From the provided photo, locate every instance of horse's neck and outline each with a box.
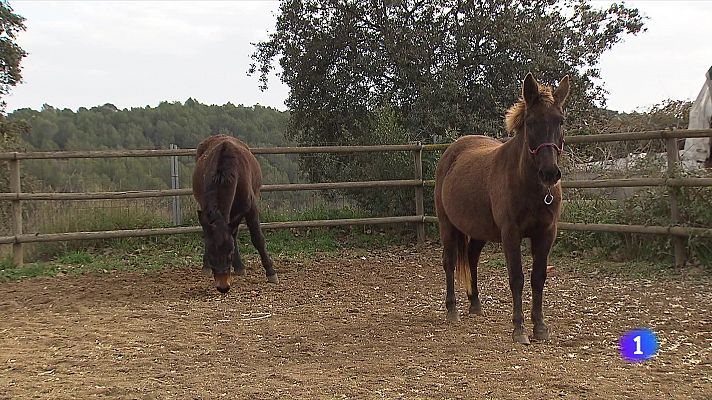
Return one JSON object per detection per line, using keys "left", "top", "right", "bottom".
{"left": 501, "top": 133, "right": 540, "bottom": 190}
{"left": 203, "top": 181, "right": 231, "bottom": 221}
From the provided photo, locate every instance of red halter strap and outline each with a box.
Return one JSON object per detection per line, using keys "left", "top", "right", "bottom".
{"left": 528, "top": 140, "right": 564, "bottom": 156}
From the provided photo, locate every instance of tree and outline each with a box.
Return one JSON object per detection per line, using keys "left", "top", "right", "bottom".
{"left": 568, "top": 99, "right": 695, "bottom": 162}
{"left": 0, "top": 0, "right": 28, "bottom": 151}
{"left": 250, "top": 0, "right": 646, "bottom": 214}
{"left": 0, "top": 0, "right": 26, "bottom": 112}
{"left": 6, "top": 100, "right": 297, "bottom": 193}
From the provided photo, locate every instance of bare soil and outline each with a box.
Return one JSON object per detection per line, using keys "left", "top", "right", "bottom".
{"left": 1, "top": 245, "right": 710, "bottom": 399}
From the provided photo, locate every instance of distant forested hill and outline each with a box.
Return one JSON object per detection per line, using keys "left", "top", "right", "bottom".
{"left": 7, "top": 100, "right": 301, "bottom": 191}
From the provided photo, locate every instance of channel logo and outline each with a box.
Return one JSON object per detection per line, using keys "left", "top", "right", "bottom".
{"left": 620, "top": 328, "right": 659, "bottom": 362}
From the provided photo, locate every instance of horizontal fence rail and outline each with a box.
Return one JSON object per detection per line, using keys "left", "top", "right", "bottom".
{"left": 0, "top": 180, "right": 424, "bottom": 201}
{"left": 0, "top": 216, "right": 423, "bottom": 245}
{"left": 3, "top": 177, "right": 710, "bottom": 202}
{"left": 0, "top": 144, "right": 424, "bottom": 160}
{"left": 421, "top": 216, "right": 712, "bottom": 238}
{"left": 423, "top": 129, "right": 712, "bottom": 151}
{"left": 557, "top": 222, "right": 712, "bottom": 237}
{"left": 424, "top": 177, "right": 712, "bottom": 188}
{"left": 561, "top": 177, "right": 712, "bottom": 188}
{"left": 1, "top": 129, "right": 711, "bottom": 267}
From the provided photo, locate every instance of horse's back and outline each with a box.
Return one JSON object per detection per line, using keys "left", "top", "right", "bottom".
{"left": 435, "top": 135, "right": 501, "bottom": 188}
{"left": 192, "top": 135, "right": 263, "bottom": 212}
{"left": 196, "top": 134, "right": 250, "bottom": 156}
{"left": 435, "top": 135, "right": 503, "bottom": 241}
{"left": 440, "top": 135, "right": 500, "bottom": 162}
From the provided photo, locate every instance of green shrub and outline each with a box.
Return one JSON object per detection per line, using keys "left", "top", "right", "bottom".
{"left": 557, "top": 184, "right": 712, "bottom": 266}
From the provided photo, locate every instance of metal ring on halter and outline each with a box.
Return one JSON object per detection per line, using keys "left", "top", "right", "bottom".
{"left": 544, "top": 188, "right": 554, "bottom": 205}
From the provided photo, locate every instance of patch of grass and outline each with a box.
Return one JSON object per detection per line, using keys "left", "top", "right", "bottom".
{"left": 556, "top": 185, "right": 712, "bottom": 268}
{"left": 56, "top": 250, "right": 93, "bottom": 265}
{"left": 347, "top": 229, "right": 402, "bottom": 249}
{"left": 237, "top": 228, "right": 340, "bottom": 257}
{"left": 1, "top": 220, "right": 415, "bottom": 282}
{"left": 1, "top": 245, "right": 197, "bottom": 283}
{"left": 260, "top": 205, "right": 366, "bottom": 222}
{"left": 0, "top": 262, "right": 60, "bottom": 281}
{"left": 236, "top": 224, "right": 409, "bottom": 258}
{"left": 29, "top": 204, "right": 172, "bottom": 261}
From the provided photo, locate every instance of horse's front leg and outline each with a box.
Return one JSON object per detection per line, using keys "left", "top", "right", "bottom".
{"left": 232, "top": 234, "right": 246, "bottom": 276}
{"left": 230, "top": 217, "right": 246, "bottom": 276}
{"left": 202, "top": 252, "right": 210, "bottom": 274}
{"left": 502, "top": 228, "right": 528, "bottom": 344}
{"left": 530, "top": 230, "right": 556, "bottom": 341}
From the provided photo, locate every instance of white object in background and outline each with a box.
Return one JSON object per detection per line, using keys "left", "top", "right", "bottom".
{"left": 681, "top": 66, "right": 712, "bottom": 167}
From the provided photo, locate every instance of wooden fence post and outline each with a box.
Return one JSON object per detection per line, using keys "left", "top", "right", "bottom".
{"left": 9, "top": 155, "right": 23, "bottom": 267}
{"left": 413, "top": 142, "right": 425, "bottom": 244}
{"left": 665, "top": 136, "right": 686, "bottom": 267}
{"left": 169, "top": 144, "right": 181, "bottom": 226}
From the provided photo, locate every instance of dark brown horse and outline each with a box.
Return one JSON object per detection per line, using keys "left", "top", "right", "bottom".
{"left": 192, "top": 134, "right": 278, "bottom": 293}
{"left": 435, "top": 73, "right": 569, "bottom": 344}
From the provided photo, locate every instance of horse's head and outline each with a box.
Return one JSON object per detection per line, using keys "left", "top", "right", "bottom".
{"left": 198, "top": 209, "right": 234, "bottom": 293}
{"left": 509, "top": 73, "right": 570, "bottom": 187}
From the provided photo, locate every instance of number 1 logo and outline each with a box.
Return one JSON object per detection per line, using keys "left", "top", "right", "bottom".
{"left": 633, "top": 335, "right": 644, "bottom": 355}
{"left": 620, "top": 328, "right": 658, "bottom": 362}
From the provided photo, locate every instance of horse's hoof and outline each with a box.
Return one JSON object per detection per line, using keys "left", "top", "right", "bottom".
{"left": 234, "top": 268, "right": 245, "bottom": 276}
{"left": 513, "top": 331, "right": 531, "bottom": 345}
{"left": 533, "top": 326, "right": 550, "bottom": 342}
{"left": 446, "top": 310, "right": 460, "bottom": 323}
{"left": 468, "top": 304, "right": 485, "bottom": 316}
{"left": 267, "top": 273, "right": 279, "bottom": 284}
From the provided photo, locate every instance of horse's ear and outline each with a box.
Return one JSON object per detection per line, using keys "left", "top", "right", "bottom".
{"left": 522, "top": 73, "right": 539, "bottom": 107}
{"left": 553, "top": 75, "right": 570, "bottom": 108}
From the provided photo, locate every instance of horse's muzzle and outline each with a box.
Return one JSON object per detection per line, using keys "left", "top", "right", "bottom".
{"left": 214, "top": 273, "right": 231, "bottom": 293}
{"left": 538, "top": 167, "right": 561, "bottom": 185}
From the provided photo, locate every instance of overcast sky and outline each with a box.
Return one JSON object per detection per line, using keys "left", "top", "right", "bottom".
{"left": 4, "top": 1, "right": 711, "bottom": 114}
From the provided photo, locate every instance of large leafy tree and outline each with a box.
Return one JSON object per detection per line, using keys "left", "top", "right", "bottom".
{"left": 250, "top": 0, "right": 645, "bottom": 214}
{"left": 0, "top": 0, "right": 28, "bottom": 225}
{"left": 0, "top": 0, "right": 29, "bottom": 149}
{"left": 0, "top": 0, "right": 26, "bottom": 109}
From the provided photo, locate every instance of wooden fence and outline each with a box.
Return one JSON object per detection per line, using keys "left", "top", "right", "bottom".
{"left": 1, "top": 129, "right": 711, "bottom": 268}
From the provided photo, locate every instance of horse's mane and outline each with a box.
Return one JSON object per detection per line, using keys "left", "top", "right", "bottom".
{"left": 504, "top": 83, "right": 556, "bottom": 134}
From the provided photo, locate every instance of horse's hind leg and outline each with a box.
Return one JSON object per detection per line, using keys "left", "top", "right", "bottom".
{"left": 467, "top": 240, "right": 486, "bottom": 316}
{"left": 245, "top": 209, "right": 278, "bottom": 284}
{"left": 440, "top": 222, "right": 463, "bottom": 322}
{"left": 530, "top": 230, "right": 556, "bottom": 341}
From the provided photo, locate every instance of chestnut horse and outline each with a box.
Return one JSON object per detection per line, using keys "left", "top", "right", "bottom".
{"left": 192, "top": 134, "right": 278, "bottom": 293}
{"left": 435, "top": 73, "right": 569, "bottom": 344}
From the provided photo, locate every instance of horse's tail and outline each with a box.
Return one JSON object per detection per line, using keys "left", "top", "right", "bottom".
{"left": 455, "top": 234, "right": 472, "bottom": 295}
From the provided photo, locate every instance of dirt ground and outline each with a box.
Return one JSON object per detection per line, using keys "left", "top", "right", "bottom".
{"left": 1, "top": 244, "right": 710, "bottom": 399}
